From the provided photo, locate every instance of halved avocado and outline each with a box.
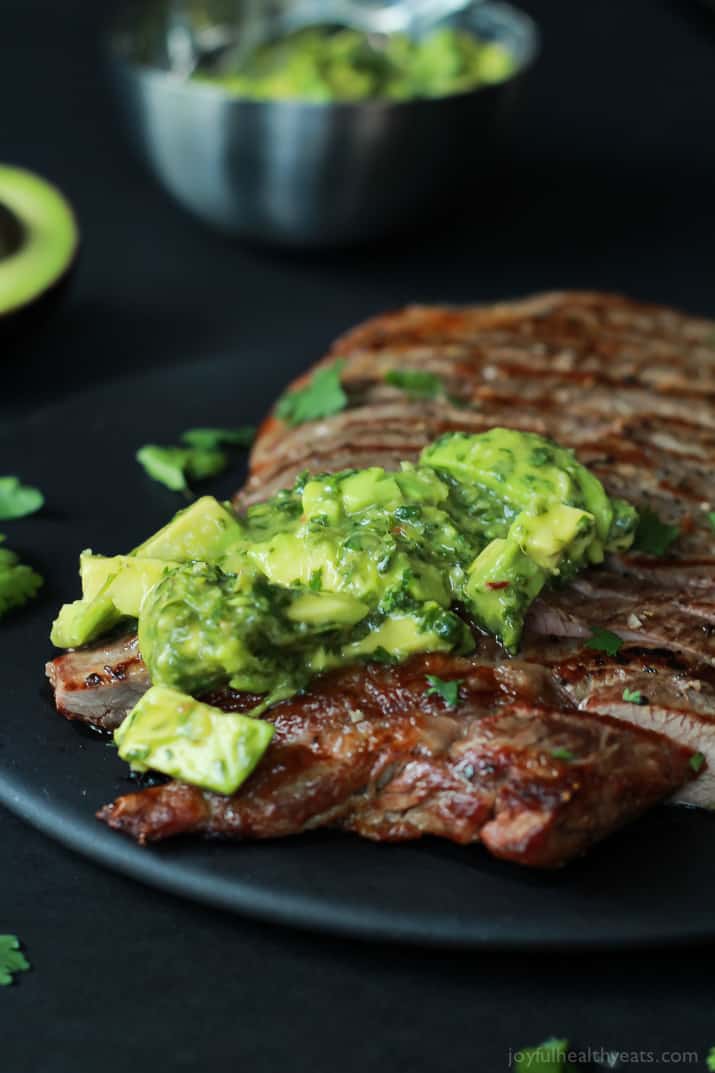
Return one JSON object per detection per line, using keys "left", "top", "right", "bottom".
{"left": 0, "top": 165, "right": 78, "bottom": 326}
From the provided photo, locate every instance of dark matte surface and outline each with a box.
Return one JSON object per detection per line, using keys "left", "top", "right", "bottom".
{"left": 2, "top": 0, "right": 715, "bottom": 1067}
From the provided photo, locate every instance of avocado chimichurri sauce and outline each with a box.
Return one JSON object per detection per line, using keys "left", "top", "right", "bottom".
{"left": 51, "top": 429, "right": 638, "bottom": 794}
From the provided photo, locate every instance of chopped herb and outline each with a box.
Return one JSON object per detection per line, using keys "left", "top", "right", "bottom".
{"left": 690, "top": 751, "right": 706, "bottom": 774}
{"left": 708, "top": 511, "right": 715, "bottom": 532}
{"left": 385, "top": 369, "right": 442, "bottom": 399}
{"left": 632, "top": 508, "right": 679, "bottom": 557}
{"left": 622, "top": 687, "right": 644, "bottom": 704}
{"left": 0, "top": 535, "right": 43, "bottom": 619}
{"left": 514, "top": 1038, "right": 576, "bottom": 1073}
{"left": 707, "top": 1046, "right": 715, "bottom": 1072}
{"left": 308, "top": 568, "right": 323, "bottom": 592}
{"left": 369, "top": 645, "right": 397, "bottom": 665}
{"left": 585, "top": 628, "right": 623, "bottom": 657}
{"left": 0, "top": 477, "right": 44, "bottom": 521}
{"left": 181, "top": 426, "right": 255, "bottom": 450}
{"left": 136, "top": 445, "right": 226, "bottom": 494}
{"left": 550, "top": 747, "right": 575, "bottom": 762}
{"left": 425, "top": 674, "right": 462, "bottom": 707}
{"left": 0, "top": 935, "right": 30, "bottom": 986}
{"left": 276, "top": 361, "right": 347, "bottom": 426}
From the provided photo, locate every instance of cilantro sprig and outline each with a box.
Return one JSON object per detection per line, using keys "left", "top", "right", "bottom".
{"left": 690, "top": 752, "right": 706, "bottom": 774}
{"left": 0, "top": 935, "right": 30, "bottom": 986}
{"left": 550, "top": 747, "right": 575, "bottom": 762}
{"left": 276, "top": 361, "right": 347, "bottom": 426}
{"left": 0, "top": 535, "right": 43, "bottom": 619}
{"left": 514, "top": 1038, "right": 576, "bottom": 1073}
{"left": 425, "top": 674, "right": 462, "bottom": 707}
{"left": 385, "top": 369, "right": 443, "bottom": 399}
{"left": 0, "top": 477, "right": 44, "bottom": 521}
{"left": 137, "top": 425, "right": 255, "bottom": 495}
{"left": 181, "top": 426, "right": 255, "bottom": 450}
{"left": 136, "top": 445, "right": 225, "bottom": 495}
{"left": 585, "top": 628, "right": 623, "bottom": 657}
{"left": 632, "top": 508, "right": 679, "bottom": 557}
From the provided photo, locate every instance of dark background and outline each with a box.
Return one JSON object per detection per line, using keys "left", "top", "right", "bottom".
{"left": 2, "top": 0, "right": 715, "bottom": 1069}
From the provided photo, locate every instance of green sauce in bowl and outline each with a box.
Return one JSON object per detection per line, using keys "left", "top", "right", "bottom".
{"left": 194, "top": 25, "right": 516, "bottom": 102}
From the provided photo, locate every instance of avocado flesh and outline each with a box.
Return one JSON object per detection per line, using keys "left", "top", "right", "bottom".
{"left": 0, "top": 165, "right": 78, "bottom": 317}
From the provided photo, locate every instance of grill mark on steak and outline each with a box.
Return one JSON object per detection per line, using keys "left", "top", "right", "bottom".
{"left": 45, "top": 290, "right": 715, "bottom": 860}
{"left": 96, "top": 654, "right": 695, "bottom": 866}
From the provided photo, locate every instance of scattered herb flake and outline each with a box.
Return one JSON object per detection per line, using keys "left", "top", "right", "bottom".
{"left": 622, "top": 687, "right": 644, "bottom": 704}
{"left": 514, "top": 1038, "right": 576, "bottom": 1073}
{"left": 384, "top": 368, "right": 442, "bottom": 399}
{"left": 0, "top": 535, "right": 43, "bottom": 619}
{"left": 632, "top": 508, "right": 679, "bottom": 557}
{"left": 181, "top": 426, "right": 255, "bottom": 450}
{"left": 425, "top": 674, "right": 462, "bottom": 707}
{"left": 690, "top": 751, "right": 706, "bottom": 774}
{"left": 308, "top": 568, "right": 323, "bottom": 592}
{"left": 708, "top": 511, "right": 715, "bottom": 532}
{"left": 275, "top": 361, "right": 347, "bottom": 426}
{"left": 707, "top": 1046, "right": 715, "bottom": 1071}
{"left": 136, "top": 445, "right": 226, "bottom": 494}
{"left": 585, "top": 628, "right": 623, "bottom": 657}
{"left": 550, "top": 748, "right": 575, "bottom": 762}
{"left": 0, "top": 935, "right": 29, "bottom": 986}
{"left": 0, "top": 477, "right": 44, "bottom": 521}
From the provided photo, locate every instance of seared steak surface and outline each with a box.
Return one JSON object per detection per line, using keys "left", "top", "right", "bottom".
{"left": 46, "top": 291, "right": 715, "bottom": 863}
{"left": 98, "top": 654, "right": 695, "bottom": 867}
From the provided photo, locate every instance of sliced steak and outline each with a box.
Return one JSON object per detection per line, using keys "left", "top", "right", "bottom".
{"left": 97, "top": 655, "right": 695, "bottom": 867}
{"left": 45, "top": 290, "right": 715, "bottom": 857}
{"left": 45, "top": 634, "right": 148, "bottom": 732}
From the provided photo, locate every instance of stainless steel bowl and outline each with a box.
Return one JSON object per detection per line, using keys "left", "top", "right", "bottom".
{"left": 109, "top": 0, "right": 539, "bottom": 245}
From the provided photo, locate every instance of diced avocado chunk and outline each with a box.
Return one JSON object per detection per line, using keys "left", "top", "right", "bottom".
{"left": 340, "top": 469, "right": 402, "bottom": 514}
{"left": 510, "top": 504, "right": 595, "bottom": 573}
{"left": 286, "top": 591, "right": 369, "bottom": 626}
{"left": 341, "top": 608, "right": 458, "bottom": 662}
{"left": 50, "top": 580, "right": 122, "bottom": 649}
{"left": 80, "top": 553, "right": 180, "bottom": 615}
{"left": 465, "top": 538, "right": 546, "bottom": 652}
{"left": 136, "top": 496, "right": 243, "bottom": 562}
{"left": 114, "top": 685, "right": 274, "bottom": 795}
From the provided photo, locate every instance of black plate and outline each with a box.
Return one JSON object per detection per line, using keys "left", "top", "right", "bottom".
{"left": 2, "top": 356, "right": 714, "bottom": 950}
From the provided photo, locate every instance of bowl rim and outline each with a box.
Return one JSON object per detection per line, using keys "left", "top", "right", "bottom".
{"left": 108, "top": 0, "right": 541, "bottom": 111}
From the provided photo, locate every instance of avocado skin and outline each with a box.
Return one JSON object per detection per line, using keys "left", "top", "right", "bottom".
{"left": 0, "top": 167, "right": 79, "bottom": 336}
{"left": 0, "top": 254, "right": 77, "bottom": 340}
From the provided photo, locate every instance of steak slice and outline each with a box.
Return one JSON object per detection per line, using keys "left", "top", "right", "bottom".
{"left": 97, "top": 655, "right": 696, "bottom": 867}
{"left": 45, "top": 634, "right": 148, "bottom": 732}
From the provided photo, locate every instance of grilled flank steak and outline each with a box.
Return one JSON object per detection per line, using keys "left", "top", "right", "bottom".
{"left": 47, "top": 291, "right": 715, "bottom": 863}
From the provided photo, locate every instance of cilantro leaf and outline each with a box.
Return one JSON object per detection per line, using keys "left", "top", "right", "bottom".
{"left": 690, "top": 751, "right": 706, "bottom": 774}
{"left": 136, "top": 445, "right": 226, "bottom": 494}
{"left": 385, "top": 369, "right": 442, "bottom": 399}
{"left": 707, "top": 1046, "right": 715, "bottom": 1071}
{"left": 632, "top": 508, "right": 679, "bottom": 557}
{"left": 425, "top": 674, "right": 462, "bottom": 707}
{"left": 708, "top": 512, "right": 715, "bottom": 532}
{"left": 550, "top": 747, "right": 575, "bottom": 762}
{"left": 622, "top": 687, "right": 644, "bottom": 704}
{"left": 181, "top": 426, "right": 255, "bottom": 450}
{"left": 585, "top": 628, "right": 623, "bottom": 657}
{"left": 0, "top": 935, "right": 30, "bottom": 986}
{"left": 515, "top": 1038, "right": 576, "bottom": 1073}
{"left": 0, "top": 477, "right": 44, "bottom": 521}
{"left": 0, "top": 535, "right": 43, "bottom": 619}
{"left": 275, "top": 362, "right": 347, "bottom": 426}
